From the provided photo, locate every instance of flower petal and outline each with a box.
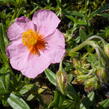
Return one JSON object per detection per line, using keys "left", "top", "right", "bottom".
{"left": 45, "top": 29, "right": 65, "bottom": 63}
{"left": 7, "top": 40, "right": 51, "bottom": 78}
{"left": 7, "top": 16, "right": 34, "bottom": 41}
{"left": 6, "top": 39, "right": 28, "bottom": 70}
{"left": 32, "top": 10, "right": 60, "bottom": 37}
{"left": 21, "top": 52, "right": 51, "bottom": 78}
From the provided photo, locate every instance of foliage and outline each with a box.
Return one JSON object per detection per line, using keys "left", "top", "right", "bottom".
{"left": 0, "top": 0, "right": 109, "bottom": 109}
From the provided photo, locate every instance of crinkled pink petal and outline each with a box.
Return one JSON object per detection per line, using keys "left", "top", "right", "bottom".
{"left": 20, "top": 21, "right": 35, "bottom": 31}
{"left": 44, "top": 29, "right": 65, "bottom": 63}
{"left": 11, "top": 51, "right": 50, "bottom": 78}
{"left": 21, "top": 52, "right": 51, "bottom": 78}
{"left": 6, "top": 39, "right": 28, "bottom": 70}
{"left": 16, "top": 16, "right": 30, "bottom": 23}
{"left": 7, "top": 39, "right": 51, "bottom": 78}
{"left": 47, "top": 46, "right": 65, "bottom": 64}
{"left": 7, "top": 16, "right": 34, "bottom": 41}
{"left": 32, "top": 10, "right": 60, "bottom": 37}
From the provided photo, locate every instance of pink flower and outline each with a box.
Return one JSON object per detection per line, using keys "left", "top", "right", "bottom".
{"left": 6, "top": 10, "right": 65, "bottom": 78}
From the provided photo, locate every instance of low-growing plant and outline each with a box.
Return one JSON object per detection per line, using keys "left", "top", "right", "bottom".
{"left": 0, "top": 0, "right": 109, "bottom": 109}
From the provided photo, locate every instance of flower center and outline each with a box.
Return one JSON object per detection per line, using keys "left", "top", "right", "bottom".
{"left": 22, "top": 29, "right": 38, "bottom": 46}
{"left": 22, "top": 29, "right": 46, "bottom": 55}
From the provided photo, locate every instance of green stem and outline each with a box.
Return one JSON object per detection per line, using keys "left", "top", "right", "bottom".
{"left": 71, "top": 35, "right": 106, "bottom": 53}
{"left": 59, "top": 61, "right": 63, "bottom": 71}
{"left": 70, "top": 40, "right": 104, "bottom": 63}
{"left": 71, "top": 40, "right": 98, "bottom": 53}
{"left": 87, "top": 35, "right": 106, "bottom": 45}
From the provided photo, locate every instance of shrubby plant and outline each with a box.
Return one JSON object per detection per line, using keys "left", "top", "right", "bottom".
{"left": 0, "top": 0, "right": 109, "bottom": 109}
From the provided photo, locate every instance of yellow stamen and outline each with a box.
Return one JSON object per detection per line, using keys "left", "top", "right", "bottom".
{"left": 22, "top": 29, "right": 38, "bottom": 46}
{"left": 22, "top": 29, "right": 46, "bottom": 54}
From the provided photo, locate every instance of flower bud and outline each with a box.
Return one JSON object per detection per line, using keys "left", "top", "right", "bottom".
{"left": 104, "top": 44, "right": 109, "bottom": 58}
{"left": 56, "top": 70, "right": 67, "bottom": 94}
{"left": 72, "top": 58, "right": 80, "bottom": 67}
{"left": 74, "top": 70, "right": 83, "bottom": 75}
{"left": 72, "top": 74, "right": 93, "bottom": 85}
{"left": 96, "top": 67, "right": 108, "bottom": 83}
{"left": 84, "top": 77, "right": 99, "bottom": 92}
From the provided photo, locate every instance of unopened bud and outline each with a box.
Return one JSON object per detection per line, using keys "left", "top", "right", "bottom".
{"left": 56, "top": 70, "right": 67, "bottom": 94}
{"left": 74, "top": 70, "right": 83, "bottom": 75}
{"left": 96, "top": 67, "right": 108, "bottom": 83}
{"left": 84, "top": 77, "right": 99, "bottom": 92}
{"left": 72, "top": 74, "right": 93, "bottom": 85}
{"left": 72, "top": 58, "right": 80, "bottom": 67}
{"left": 104, "top": 44, "right": 109, "bottom": 58}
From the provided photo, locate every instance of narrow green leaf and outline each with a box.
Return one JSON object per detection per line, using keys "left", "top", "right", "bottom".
{"left": 0, "top": 23, "right": 5, "bottom": 53}
{"left": 56, "top": 0, "right": 61, "bottom": 6}
{"left": 48, "top": 91, "right": 64, "bottom": 108}
{"left": 7, "top": 93, "right": 30, "bottom": 109}
{"left": 79, "top": 28, "right": 87, "bottom": 41}
{"left": 64, "top": 11, "right": 84, "bottom": 17}
{"left": 19, "top": 84, "right": 33, "bottom": 95}
{"left": 0, "top": 0, "right": 14, "bottom": 4}
{"left": 0, "top": 66, "right": 10, "bottom": 94}
{"left": 100, "top": 13, "right": 109, "bottom": 19}
{"left": 48, "top": 91, "right": 59, "bottom": 108}
{"left": 66, "top": 15, "right": 76, "bottom": 23}
{"left": 27, "top": 94, "right": 35, "bottom": 101}
{"left": 80, "top": 103, "right": 87, "bottom": 109}
{"left": 99, "top": 98, "right": 109, "bottom": 108}
{"left": 0, "top": 23, "right": 8, "bottom": 64}
{"left": 45, "top": 69, "right": 56, "bottom": 86}
{"left": 87, "top": 91, "right": 95, "bottom": 101}
{"left": 0, "top": 76, "right": 7, "bottom": 94}
{"left": 77, "top": 20, "right": 87, "bottom": 26}
{"left": 80, "top": 92, "right": 95, "bottom": 109}
{"left": 66, "top": 84, "right": 78, "bottom": 100}
{"left": 62, "top": 100, "right": 76, "bottom": 109}
{"left": 91, "top": 4, "right": 109, "bottom": 17}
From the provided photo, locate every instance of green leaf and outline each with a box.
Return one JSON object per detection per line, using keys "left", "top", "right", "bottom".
{"left": 56, "top": 0, "right": 61, "bottom": 6}
{"left": 87, "top": 91, "right": 95, "bottom": 101}
{"left": 0, "top": 23, "right": 5, "bottom": 52}
{"left": 100, "top": 13, "right": 109, "bottom": 19}
{"left": 99, "top": 98, "right": 109, "bottom": 108}
{"left": 7, "top": 93, "right": 30, "bottom": 109}
{"left": 79, "top": 28, "right": 87, "bottom": 41}
{"left": 77, "top": 20, "right": 87, "bottom": 25}
{"left": 67, "top": 74, "right": 73, "bottom": 83}
{"left": 66, "top": 84, "right": 79, "bottom": 100}
{"left": 27, "top": 94, "right": 35, "bottom": 101}
{"left": 80, "top": 103, "right": 87, "bottom": 109}
{"left": 48, "top": 91, "right": 60, "bottom": 108}
{"left": 19, "top": 84, "right": 33, "bottom": 95}
{"left": 66, "top": 15, "right": 77, "bottom": 23}
{"left": 64, "top": 11, "right": 84, "bottom": 17}
{"left": 62, "top": 100, "right": 76, "bottom": 109}
{"left": 91, "top": 4, "right": 109, "bottom": 17}
{"left": 0, "top": 0, "right": 14, "bottom": 4}
{"left": 48, "top": 90, "right": 65, "bottom": 109}
{"left": 0, "top": 23, "right": 8, "bottom": 64}
{"left": 104, "top": 27, "right": 109, "bottom": 37}
{"left": 0, "top": 76, "right": 7, "bottom": 94}
{"left": 80, "top": 92, "right": 95, "bottom": 109}
{"left": 0, "top": 66, "right": 10, "bottom": 94}
{"left": 45, "top": 69, "right": 56, "bottom": 86}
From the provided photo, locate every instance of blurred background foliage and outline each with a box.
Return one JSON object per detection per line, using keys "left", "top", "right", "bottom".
{"left": 0, "top": 0, "right": 109, "bottom": 109}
